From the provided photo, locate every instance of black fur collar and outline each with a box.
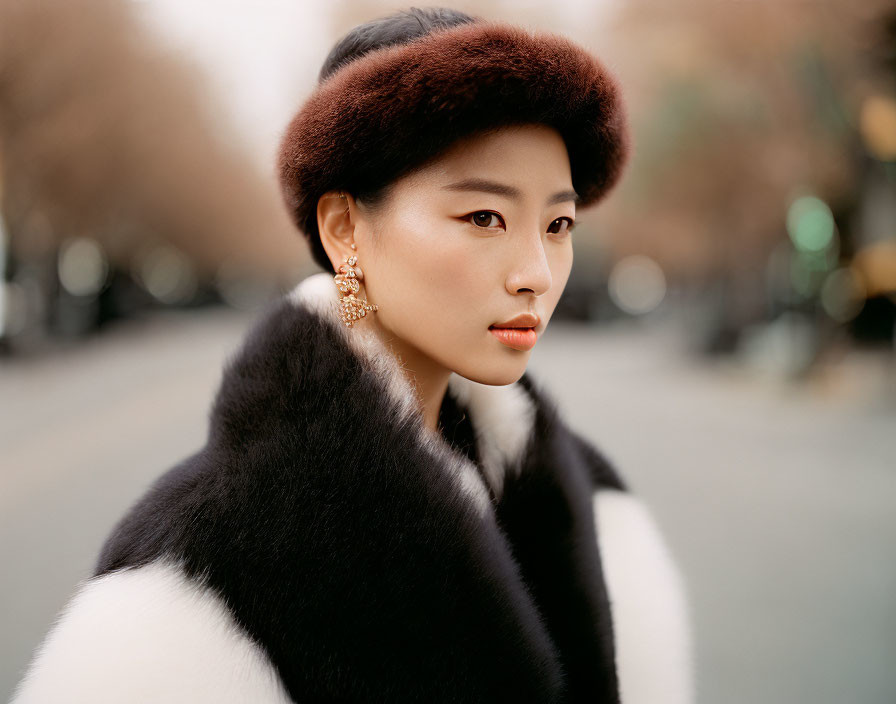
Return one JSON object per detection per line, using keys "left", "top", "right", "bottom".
{"left": 95, "top": 272, "right": 626, "bottom": 702}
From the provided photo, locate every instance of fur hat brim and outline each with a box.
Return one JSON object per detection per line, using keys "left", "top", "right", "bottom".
{"left": 277, "top": 19, "right": 632, "bottom": 272}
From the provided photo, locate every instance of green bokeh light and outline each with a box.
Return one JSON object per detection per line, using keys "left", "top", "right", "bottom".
{"left": 786, "top": 196, "right": 835, "bottom": 252}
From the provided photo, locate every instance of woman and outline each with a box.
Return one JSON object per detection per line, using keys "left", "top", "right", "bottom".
{"left": 11, "top": 8, "right": 693, "bottom": 703}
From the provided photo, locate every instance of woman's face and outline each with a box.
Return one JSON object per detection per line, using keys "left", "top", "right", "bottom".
{"left": 330, "top": 123, "right": 576, "bottom": 386}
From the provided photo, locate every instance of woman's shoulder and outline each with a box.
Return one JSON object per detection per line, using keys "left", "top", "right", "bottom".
{"left": 10, "top": 559, "right": 292, "bottom": 703}
{"left": 92, "top": 448, "right": 215, "bottom": 576}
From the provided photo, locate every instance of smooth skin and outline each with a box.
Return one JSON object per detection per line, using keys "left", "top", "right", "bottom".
{"left": 317, "top": 123, "right": 577, "bottom": 432}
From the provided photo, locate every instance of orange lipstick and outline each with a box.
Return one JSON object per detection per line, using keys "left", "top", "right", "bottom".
{"left": 489, "top": 327, "right": 537, "bottom": 351}
{"left": 489, "top": 312, "right": 541, "bottom": 351}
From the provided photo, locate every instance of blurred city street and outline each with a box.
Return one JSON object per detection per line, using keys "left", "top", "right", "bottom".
{"left": 2, "top": 0, "right": 896, "bottom": 701}
{"left": 2, "top": 306, "right": 894, "bottom": 704}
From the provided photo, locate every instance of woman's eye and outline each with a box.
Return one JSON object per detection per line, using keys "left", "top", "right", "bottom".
{"left": 467, "top": 211, "right": 504, "bottom": 229}
{"left": 548, "top": 217, "right": 576, "bottom": 236}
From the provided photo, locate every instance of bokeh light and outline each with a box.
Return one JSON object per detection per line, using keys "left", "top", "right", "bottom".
{"left": 859, "top": 94, "right": 896, "bottom": 162}
{"left": 57, "top": 237, "right": 108, "bottom": 297}
{"left": 820, "top": 266, "right": 866, "bottom": 322}
{"left": 786, "top": 196, "right": 836, "bottom": 253}
{"left": 608, "top": 255, "right": 667, "bottom": 315}
{"left": 133, "top": 244, "right": 198, "bottom": 305}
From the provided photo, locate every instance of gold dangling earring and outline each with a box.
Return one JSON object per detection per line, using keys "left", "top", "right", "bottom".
{"left": 333, "top": 242, "right": 378, "bottom": 327}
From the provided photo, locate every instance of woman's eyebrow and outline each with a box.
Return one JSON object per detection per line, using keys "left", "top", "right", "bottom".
{"left": 442, "top": 178, "right": 580, "bottom": 205}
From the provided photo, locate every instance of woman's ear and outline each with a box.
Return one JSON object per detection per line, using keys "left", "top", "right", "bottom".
{"left": 317, "top": 190, "right": 358, "bottom": 272}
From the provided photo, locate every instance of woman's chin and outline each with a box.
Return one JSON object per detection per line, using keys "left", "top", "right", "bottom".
{"left": 453, "top": 352, "right": 530, "bottom": 387}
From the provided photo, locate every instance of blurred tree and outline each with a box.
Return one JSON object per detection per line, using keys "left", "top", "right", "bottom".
{"left": 600, "top": 0, "right": 895, "bottom": 286}
{"left": 0, "top": 0, "right": 304, "bottom": 280}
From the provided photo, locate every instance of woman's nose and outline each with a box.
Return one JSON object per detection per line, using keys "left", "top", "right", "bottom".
{"left": 505, "top": 231, "right": 553, "bottom": 297}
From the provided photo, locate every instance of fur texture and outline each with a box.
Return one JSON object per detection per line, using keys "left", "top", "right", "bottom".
{"left": 11, "top": 273, "right": 692, "bottom": 703}
{"left": 10, "top": 560, "right": 293, "bottom": 703}
{"left": 277, "top": 19, "right": 632, "bottom": 271}
{"left": 595, "top": 490, "right": 696, "bottom": 704}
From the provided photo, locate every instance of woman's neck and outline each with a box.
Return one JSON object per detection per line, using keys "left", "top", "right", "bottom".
{"left": 375, "top": 328, "right": 451, "bottom": 433}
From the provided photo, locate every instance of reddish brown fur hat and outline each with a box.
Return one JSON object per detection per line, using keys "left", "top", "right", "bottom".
{"left": 277, "top": 19, "right": 632, "bottom": 272}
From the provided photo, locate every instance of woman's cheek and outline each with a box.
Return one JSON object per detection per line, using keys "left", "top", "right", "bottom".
{"left": 409, "top": 244, "right": 487, "bottom": 349}
{"left": 423, "top": 239, "right": 490, "bottom": 325}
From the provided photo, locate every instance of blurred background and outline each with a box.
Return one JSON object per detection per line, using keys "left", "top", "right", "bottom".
{"left": 1, "top": 0, "right": 894, "bottom": 702}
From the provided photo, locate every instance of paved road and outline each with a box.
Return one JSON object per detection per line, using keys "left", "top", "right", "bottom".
{"left": 2, "top": 305, "right": 895, "bottom": 703}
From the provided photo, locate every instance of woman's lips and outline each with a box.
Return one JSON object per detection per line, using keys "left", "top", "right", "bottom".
{"left": 489, "top": 326, "right": 537, "bottom": 351}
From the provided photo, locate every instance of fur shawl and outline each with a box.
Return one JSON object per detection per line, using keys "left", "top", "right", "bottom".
{"left": 11, "top": 273, "right": 693, "bottom": 703}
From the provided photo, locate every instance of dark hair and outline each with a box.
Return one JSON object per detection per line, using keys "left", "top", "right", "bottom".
{"left": 319, "top": 7, "right": 477, "bottom": 83}
{"left": 312, "top": 7, "right": 478, "bottom": 271}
